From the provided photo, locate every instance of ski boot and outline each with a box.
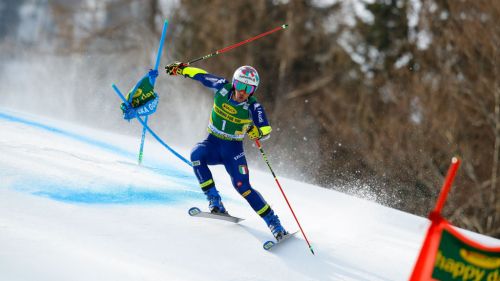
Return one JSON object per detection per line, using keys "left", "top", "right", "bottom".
{"left": 205, "top": 187, "right": 228, "bottom": 214}
{"left": 263, "top": 211, "right": 288, "bottom": 240}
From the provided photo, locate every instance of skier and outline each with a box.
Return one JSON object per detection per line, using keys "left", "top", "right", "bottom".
{"left": 165, "top": 62, "right": 288, "bottom": 240}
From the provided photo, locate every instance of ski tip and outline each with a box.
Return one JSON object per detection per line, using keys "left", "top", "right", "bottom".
{"left": 188, "top": 207, "right": 201, "bottom": 216}
{"left": 282, "top": 24, "right": 289, "bottom": 29}
{"left": 263, "top": 240, "right": 275, "bottom": 251}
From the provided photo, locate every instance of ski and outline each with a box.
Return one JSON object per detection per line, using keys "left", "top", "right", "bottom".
{"left": 263, "top": 231, "right": 299, "bottom": 251}
{"left": 188, "top": 207, "right": 244, "bottom": 223}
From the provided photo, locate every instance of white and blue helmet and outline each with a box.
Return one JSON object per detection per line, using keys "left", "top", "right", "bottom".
{"left": 232, "top": 66, "right": 260, "bottom": 95}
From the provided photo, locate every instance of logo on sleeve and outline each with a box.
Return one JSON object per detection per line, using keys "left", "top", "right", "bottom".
{"left": 219, "top": 88, "right": 229, "bottom": 96}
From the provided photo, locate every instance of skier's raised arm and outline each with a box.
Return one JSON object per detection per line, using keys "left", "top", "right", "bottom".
{"left": 165, "top": 62, "right": 227, "bottom": 92}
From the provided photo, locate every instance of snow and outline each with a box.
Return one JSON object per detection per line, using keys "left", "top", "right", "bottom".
{"left": 0, "top": 108, "right": 498, "bottom": 281}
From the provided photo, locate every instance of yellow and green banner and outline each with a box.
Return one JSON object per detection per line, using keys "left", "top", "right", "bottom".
{"left": 432, "top": 223, "right": 499, "bottom": 281}
{"left": 409, "top": 158, "right": 500, "bottom": 281}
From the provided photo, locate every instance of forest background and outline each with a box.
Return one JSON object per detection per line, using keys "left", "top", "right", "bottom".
{"left": 0, "top": 0, "right": 498, "bottom": 238}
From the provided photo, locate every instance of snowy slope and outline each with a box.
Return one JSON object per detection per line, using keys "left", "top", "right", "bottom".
{"left": 1, "top": 108, "right": 498, "bottom": 281}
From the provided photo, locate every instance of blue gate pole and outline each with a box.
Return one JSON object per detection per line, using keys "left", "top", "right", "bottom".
{"left": 154, "top": 20, "right": 169, "bottom": 75}
{"left": 138, "top": 115, "right": 148, "bottom": 164}
{"left": 137, "top": 19, "right": 169, "bottom": 165}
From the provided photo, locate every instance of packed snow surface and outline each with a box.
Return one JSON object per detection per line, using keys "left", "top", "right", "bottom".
{"left": 1, "top": 109, "right": 498, "bottom": 281}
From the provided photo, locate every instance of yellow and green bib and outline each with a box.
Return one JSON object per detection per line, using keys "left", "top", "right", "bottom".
{"left": 208, "top": 84, "right": 254, "bottom": 141}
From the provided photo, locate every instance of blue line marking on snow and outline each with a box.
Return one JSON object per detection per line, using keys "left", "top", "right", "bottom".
{"left": 5, "top": 173, "right": 205, "bottom": 205}
{"left": 0, "top": 112, "right": 133, "bottom": 158}
{"left": 0, "top": 111, "right": 194, "bottom": 180}
{"left": 0, "top": 110, "right": 205, "bottom": 205}
{"left": 33, "top": 188, "right": 205, "bottom": 205}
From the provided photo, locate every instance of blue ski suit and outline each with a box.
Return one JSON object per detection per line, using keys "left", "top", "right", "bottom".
{"left": 184, "top": 67, "right": 273, "bottom": 218}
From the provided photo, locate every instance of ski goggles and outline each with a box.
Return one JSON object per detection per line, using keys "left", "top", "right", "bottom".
{"left": 234, "top": 80, "right": 256, "bottom": 95}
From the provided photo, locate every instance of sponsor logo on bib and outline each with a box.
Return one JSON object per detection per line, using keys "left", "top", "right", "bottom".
{"left": 222, "top": 103, "right": 237, "bottom": 114}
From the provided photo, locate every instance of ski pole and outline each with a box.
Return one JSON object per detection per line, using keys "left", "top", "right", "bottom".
{"left": 254, "top": 139, "right": 315, "bottom": 255}
{"left": 138, "top": 19, "right": 169, "bottom": 165}
{"left": 186, "top": 24, "right": 288, "bottom": 65}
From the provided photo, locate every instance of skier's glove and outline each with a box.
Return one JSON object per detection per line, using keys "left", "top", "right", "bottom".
{"left": 247, "top": 125, "right": 263, "bottom": 140}
{"left": 248, "top": 125, "right": 272, "bottom": 141}
{"left": 165, "top": 62, "right": 187, "bottom": 76}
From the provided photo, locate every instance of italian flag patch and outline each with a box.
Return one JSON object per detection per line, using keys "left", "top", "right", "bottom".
{"left": 239, "top": 165, "right": 248, "bottom": 175}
